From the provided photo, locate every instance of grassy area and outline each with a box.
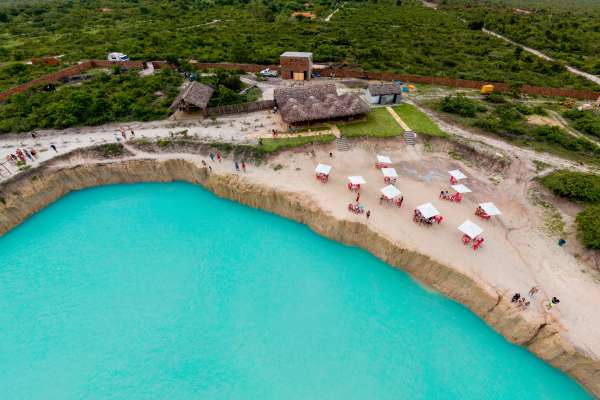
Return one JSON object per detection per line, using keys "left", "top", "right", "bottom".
{"left": 259, "top": 134, "right": 336, "bottom": 153}
{"left": 339, "top": 108, "right": 403, "bottom": 138}
{"left": 393, "top": 103, "right": 447, "bottom": 137}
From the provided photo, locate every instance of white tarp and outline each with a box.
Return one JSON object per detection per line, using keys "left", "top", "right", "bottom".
{"left": 480, "top": 202, "right": 501, "bottom": 216}
{"left": 448, "top": 169, "right": 467, "bottom": 180}
{"left": 348, "top": 176, "right": 366, "bottom": 185}
{"left": 458, "top": 220, "right": 483, "bottom": 239}
{"left": 315, "top": 164, "right": 332, "bottom": 175}
{"left": 416, "top": 202, "right": 440, "bottom": 219}
{"left": 451, "top": 184, "right": 472, "bottom": 194}
{"left": 381, "top": 168, "right": 399, "bottom": 178}
{"left": 380, "top": 185, "right": 402, "bottom": 199}
{"left": 377, "top": 155, "right": 392, "bottom": 164}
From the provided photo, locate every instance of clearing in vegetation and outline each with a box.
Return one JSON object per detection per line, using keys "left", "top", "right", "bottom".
{"left": 259, "top": 134, "right": 336, "bottom": 153}
{"left": 393, "top": 103, "right": 447, "bottom": 137}
{"left": 339, "top": 108, "right": 404, "bottom": 138}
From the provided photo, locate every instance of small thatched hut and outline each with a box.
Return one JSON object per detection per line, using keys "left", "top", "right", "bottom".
{"left": 274, "top": 84, "right": 370, "bottom": 125}
{"left": 170, "top": 82, "right": 214, "bottom": 115}
{"left": 367, "top": 83, "right": 403, "bottom": 105}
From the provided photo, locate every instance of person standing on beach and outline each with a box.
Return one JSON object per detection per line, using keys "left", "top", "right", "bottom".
{"left": 356, "top": 192, "right": 360, "bottom": 202}
{"left": 209, "top": 153, "right": 215, "bottom": 162}
{"left": 366, "top": 210, "right": 371, "bottom": 219}
{"left": 234, "top": 161, "right": 240, "bottom": 171}
{"left": 529, "top": 286, "right": 539, "bottom": 297}
{"left": 24, "top": 149, "right": 33, "bottom": 161}
{"left": 50, "top": 144, "right": 57, "bottom": 152}
{"left": 31, "top": 132, "right": 37, "bottom": 139}
{"left": 30, "top": 149, "right": 38, "bottom": 159}
{"left": 241, "top": 160, "right": 246, "bottom": 172}
{"left": 121, "top": 130, "right": 127, "bottom": 141}
{"left": 130, "top": 129, "right": 135, "bottom": 138}
{"left": 216, "top": 152, "right": 222, "bottom": 162}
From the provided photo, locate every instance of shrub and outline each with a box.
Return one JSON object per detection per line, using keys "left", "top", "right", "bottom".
{"left": 576, "top": 205, "right": 600, "bottom": 249}
{"left": 483, "top": 92, "right": 506, "bottom": 104}
{"left": 542, "top": 170, "right": 600, "bottom": 203}
{"left": 439, "top": 95, "right": 486, "bottom": 118}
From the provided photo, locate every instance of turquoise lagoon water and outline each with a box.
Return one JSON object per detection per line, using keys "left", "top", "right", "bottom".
{"left": 0, "top": 182, "right": 592, "bottom": 399}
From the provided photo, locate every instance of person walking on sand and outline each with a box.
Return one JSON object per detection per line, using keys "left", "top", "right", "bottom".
{"left": 366, "top": 210, "right": 371, "bottom": 219}
{"left": 121, "top": 130, "right": 127, "bottom": 141}
{"left": 31, "top": 132, "right": 37, "bottom": 139}
{"left": 130, "top": 129, "right": 135, "bottom": 138}
{"left": 241, "top": 160, "right": 246, "bottom": 172}
{"left": 235, "top": 161, "right": 240, "bottom": 171}
{"left": 216, "top": 152, "right": 222, "bottom": 162}
{"left": 30, "top": 149, "right": 38, "bottom": 159}
{"left": 50, "top": 144, "right": 57, "bottom": 152}
{"left": 329, "top": 152, "right": 333, "bottom": 158}
{"left": 23, "top": 149, "right": 33, "bottom": 161}
{"left": 356, "top": 192, "right": 360, "bottom": 202}
{"left": 529, "top": 286, "right": 539, "bottom": 297}
{"left": 208, "top": 165, "right": 212, "bottom": 173}
{"left": 209, "top": 153, "right": 215, "bottom": 162}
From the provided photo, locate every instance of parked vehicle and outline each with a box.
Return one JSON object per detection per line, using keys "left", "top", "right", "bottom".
{"left": 107, "top": 52, "right": 129, "bottom": 62}
{"left": 259, "top": 68, "right": 278, "bottom": 77}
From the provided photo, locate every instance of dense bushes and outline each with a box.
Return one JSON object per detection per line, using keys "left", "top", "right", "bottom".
{"left": 576, "top": 205, "right": 600, "bottom": 249}
{"left": 0, "top": 0, "right": 596, "bottom": 90}
{"left": 541, "top": 170, "right": 600, "bottom": 249}
{"left": 439, "top": 95, "right": 486, "bottom": 117}
{"left": 563, "top": 109, "right": 600, "bottom": 139}
{"left": 0, "top": 68, "right": 182, "bottom": 133}
{"left": 542, "top": 170, "right": 600, "bottom": 203}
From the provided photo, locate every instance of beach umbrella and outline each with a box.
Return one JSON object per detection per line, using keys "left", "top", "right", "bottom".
{"left": 416, "top": 202, "right": 440, "bottom": 219}
{"left": 458, "top": 220, "right": 483, "bottom": 239}
{"left": 479, "top": 202, "right": 501, "bottom": 216}
{"left": 380, "top": 185, "right": 402, "bottom": 200}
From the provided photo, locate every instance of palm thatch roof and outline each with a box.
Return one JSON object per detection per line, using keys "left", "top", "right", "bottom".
{"left": 169, "top": 81, "right": 214, "bottom": 110}
{"left": 274, "top": 84, "right": 370, "bottom": 124}
{"left": 368, "top": 83, "right": 403, "bottom": 96}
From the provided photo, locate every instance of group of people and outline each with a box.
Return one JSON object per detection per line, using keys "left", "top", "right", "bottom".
{"left": 348, "top": 192, "right": 371, "bottom": 219}
{"left": 5, "top": 147, "right": 38, "bottom": 165}
{"left": 475, "top": 206, "right": 491, "bottom": 220}
{"left": 439, "top": 190, "right": 461, "bottom": 202}
{"left": 206, "top": 151, "right": 247, "bottom": 173}
{"left": 380, "top": 194, "right": 404, "bottom": 207}
{"left": 511, "top": 286, "right": 560, "bottom": 311}
{"left": 413, "top": 209, "right": 442, "bottom": 225}
{"left": 115, "top": 127, "right": 135, "bottom": 142}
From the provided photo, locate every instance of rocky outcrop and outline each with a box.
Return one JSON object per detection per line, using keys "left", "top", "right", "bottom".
{"left": 0, "top": 157, "right": 599, "bottom": 398}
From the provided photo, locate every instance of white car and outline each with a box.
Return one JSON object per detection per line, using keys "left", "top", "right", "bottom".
{"left": 260, "top": 68, "right": 278, "bottom": 77}
{"left": 107, "top": 52, "right": 129, "bottom": 61}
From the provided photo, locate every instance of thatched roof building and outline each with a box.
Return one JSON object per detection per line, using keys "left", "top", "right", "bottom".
{"left": 367, "top": 83, "right": 403, "bottom": 96}
{"left": 367, "top": 83, "right": 403, "bottom": 105}
{"left": 274, "top": 84, "right": 370, "bottom": 124}
{"left": 170, "top": 81, "right": 214, "bottom": 113}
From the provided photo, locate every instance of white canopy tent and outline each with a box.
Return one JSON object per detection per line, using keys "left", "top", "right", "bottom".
{"left": 381, "top": 168, "right": 399, "bottom": 178}
{"left": 380, "top": 185, "right": 402, "bottom": 200}
{"left": 458, "top": 220, "right": 483, "bottom": 239}
{"left": 416, "top": 202, "right": 440, "bottom": 219}
{"left": 448, "top": 169, "right": 467, "bottom": 181}
{"left": 480, "top": 202, "right": 501, "bottom": 216}
{"left": 348, "top": 176, "right": 366, "bottom": 185}
{"left": 376, "top": 155, "right": 392, "bottom": 164}
{"left": 451, "top": 184, "right": 472, "bottom": 194}
{"left": 315, "top": 164, "right": 332, "bottom": 175}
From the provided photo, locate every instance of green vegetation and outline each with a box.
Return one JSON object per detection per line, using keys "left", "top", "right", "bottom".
{"left": 0, "top": 68, "right": 182, "bottom": 133}
{"left": 434, "top": 95, "right": 600, "bottom": 164}
{"left": 0, "top": 0, "right": 596, "bottom": 92}
{"left": 393, "top": 103, "right": 447, "bottom": 137}
{"left": 340, "top": 108, "right": 403, "bottom": 138}
{"left": 541, "top": 170, "right": 600, "bottom": 203}
{"left": 93, "top": 143, "right": 126, "bottom": 158}
{"left": 563, "top": 109, "right": 600, "bottom": 140}
{"left": 259, "top": 134, "right": 336, "bottom": 152}
{"left": 0, "top": 61, "right": 62, "bottom": 91}
{"left": 576, "top": 205, "right": 600, "bottom": 249}
{"left": 541, "top": 169, "right": 600, "bottom": 249}
{"left": 196, "top": 69, "right": 261, "bottom": 107}
{"left": 441, "top": 0, "right": 600, "bottom": 76}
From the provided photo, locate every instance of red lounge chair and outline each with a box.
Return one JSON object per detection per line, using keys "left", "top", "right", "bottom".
{"left": 451, "top": 193, "right": 462, "bottom": 202}
{"left": 434, "top": 215, "right": 443, "bottom": 224}
{"left": 450, "top": 176, "right": 458, "bottom": 185}
{"left": 472, "top": 237, "right": 484, "bottom": 250}
{"left": 462, "top": 234, "right": 471, "bottom": 245}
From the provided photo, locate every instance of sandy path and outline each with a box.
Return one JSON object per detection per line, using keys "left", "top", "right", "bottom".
{"left": 386, "top": 106, "right": 410, "bottom": 131}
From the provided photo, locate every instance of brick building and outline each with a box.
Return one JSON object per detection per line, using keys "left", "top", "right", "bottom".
{"left": 280, "top": 51, "right": 313, "bottom": 81}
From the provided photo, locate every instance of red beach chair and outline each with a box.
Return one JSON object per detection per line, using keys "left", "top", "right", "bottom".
{"left": 450, "top": 176, "right": 458, "bottom": 185}
{"left": 462, "top": 234, "right": 471, "bottom": 245}
{"left": 434, "top": 215, "right": 443, "bottom": 224}
{"left": 472, "top": 237, "right": 484, "bottom": 250}
{"left": 451, "top": 193, "right": 462, "bottom": 202}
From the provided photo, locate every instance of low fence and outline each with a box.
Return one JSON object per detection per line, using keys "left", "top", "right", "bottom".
{"left": 1, "top": 60, "right": 599, "bottom": 103}
{"left": 207, "top": 100, "right": 275, "bottom": 116}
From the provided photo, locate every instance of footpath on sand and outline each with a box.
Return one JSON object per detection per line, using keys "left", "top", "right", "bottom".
{"left": 386, "top": 106, "right": 411, "bottom": 131}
